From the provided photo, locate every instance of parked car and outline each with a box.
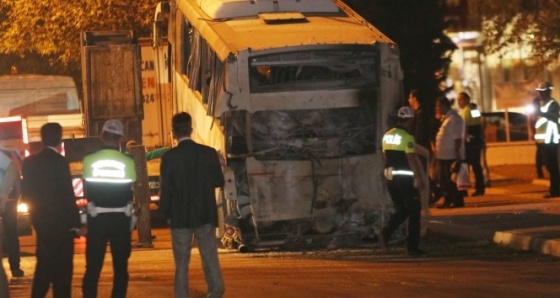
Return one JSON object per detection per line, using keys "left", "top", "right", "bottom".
{"left": 482, "top": 111, "right": 530, "bottom": 143}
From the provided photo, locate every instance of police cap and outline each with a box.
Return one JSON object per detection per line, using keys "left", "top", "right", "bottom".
{"left": 397, "top": 106, "right": 415, "bottom": 119}
{"left": 535, "top": 82, "right": 554, "bottom": 91}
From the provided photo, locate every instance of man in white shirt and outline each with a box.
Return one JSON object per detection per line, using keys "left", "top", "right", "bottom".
{"left": 434, "top": 96, "right": 465, "bottom": 208}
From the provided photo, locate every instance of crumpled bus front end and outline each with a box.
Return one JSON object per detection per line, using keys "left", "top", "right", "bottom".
{"left": 220, "top": 106, "right": 404, "bottom": 251}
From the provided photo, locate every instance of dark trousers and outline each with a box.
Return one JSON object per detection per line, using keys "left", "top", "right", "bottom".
{"left": 82, "top": 213, "right": 131, "bottom": 298}
{"left": 543, "top": 143, "right": 560, "bottom": 195}
{"left": 437, "top": 159, "right": 465, "bottom": 207}
{"left": 2, "top": 200, "right": 21, "bottom": 272}
{"left": 465, "top": 141, "right": 485, "bottom": 193}
{"left": 383, "top": 176, "right": 421, "bottom": 251}
{"left": 536, "top": 142, "right": 545, "bottom": 177}
{"left": 32, "top": 231, "right": 74, "bottom": 298}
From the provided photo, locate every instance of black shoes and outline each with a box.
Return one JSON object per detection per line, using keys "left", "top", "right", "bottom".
{"left": 407, "top": 248, "right": 427, "bottom": 257}
{"left": 378, "top": 230, "right": 426, "bottom": 256}
{"left": 471, "top": 191, "right": 485, "bottom": 197}
{"left": 11, "top": 269, "right": 24, "bottom": 277}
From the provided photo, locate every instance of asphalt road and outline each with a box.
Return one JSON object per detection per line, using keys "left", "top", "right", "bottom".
{"left": 6, "top": 164, "right": 560, "bottom": 297}
{"left": 6, "top": 224, "right": 560, "bottom": 298}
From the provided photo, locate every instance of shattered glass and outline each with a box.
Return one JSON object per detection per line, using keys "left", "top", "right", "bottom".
{"left": 250, "top": 48, "right": 378, "bottom": 92}
{"left": 251, "top": 108, "right": 376, "bottom": 160}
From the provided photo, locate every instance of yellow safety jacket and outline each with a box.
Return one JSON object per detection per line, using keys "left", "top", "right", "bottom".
{"left": 534, "top": 99, "right": 560, "bottom": 144}
{"left": 461, "top": 104, "right": 482, "bottom": 142}
{"left": 83, "top": 148, "right": 137, "bottom": 208}
{"left": 382, "top": 127, "right": 415, "bottom": 177}
{"left": 461, "top": 105, "right": 482, "bottom": 126}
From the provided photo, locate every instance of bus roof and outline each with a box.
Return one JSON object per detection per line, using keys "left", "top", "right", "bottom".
{"left": 177, "top": 0, "right": 394, "bottom": 60}
{"left": 199, "top": 0, "right": 340, "bottom": 19}
{"left": 0, "top": 75, "right": 77, "bottom": 91}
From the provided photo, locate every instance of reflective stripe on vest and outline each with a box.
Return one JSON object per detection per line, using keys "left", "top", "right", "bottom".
{"left": 392, "top": 170, "right": 414, "bottom": 176}
{"left": 470, "top": 109, "right": 481, "bottom": 119}
{"left": 534, "top": 100, "right": 560, "bottom": 144}
{"left": 83, "top": 150, "right": 137, "bottom": 184}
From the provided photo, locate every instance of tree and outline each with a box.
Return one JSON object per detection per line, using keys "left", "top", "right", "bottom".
{"left": 0, "top": 0, "right": 158, "bottom": 76}
{"left": 1, "top": 0, "right": 456, "bottom": 112}
{"left": 478, "top": 0, "right": 560, "bottom": 68}
{"left": 343, "top": 0, "right": 456, "bottom": 113}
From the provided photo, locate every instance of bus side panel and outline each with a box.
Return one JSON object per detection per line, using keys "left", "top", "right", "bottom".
{"left": 175, "top": 75, "right": 227, "bottom": 154}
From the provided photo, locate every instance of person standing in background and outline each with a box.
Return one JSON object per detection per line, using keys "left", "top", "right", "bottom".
{"left": 408, "top": 89, "right": 432, "bottom": 152}
{"left": 457, "top": 92, "right": 485, "bottom": 197}
{"left": 21, "top": 123, "right": 83, "bottom": 298}
{"left": 434, "top": 96, "right": 465, "bottom": 208}
{"left": 531, "top": 96, "right": 546, "bottom": 179}
{"left": 160, "top": 112, "right": 225, "bottom": 298}
{"left": 407, "top": 89, "right": 433, "bottom": 224}
{"left": 533, "top": 82, "right": 560, "bottom": 198}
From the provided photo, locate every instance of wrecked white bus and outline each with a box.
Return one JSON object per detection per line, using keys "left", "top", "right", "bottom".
{"left": 154, "top": 0, "right": 407, "bottom": 251}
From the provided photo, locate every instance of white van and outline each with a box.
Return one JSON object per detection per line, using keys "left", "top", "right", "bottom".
{"left": 0, "top": 75, "right": 84, "bottom": 143}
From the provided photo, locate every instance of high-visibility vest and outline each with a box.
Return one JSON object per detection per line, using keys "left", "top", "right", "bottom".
{"left": 461, "top": 105, "right": 482, "bottom": 126}
{"left": 461, "top": 105, "right": 482, "bottom": 142}
{"left": 83, "top": 149, "right": 137, "bottom": 184}
{"left": 382, "top": 127, "right": 415, "bottom": 175}
{"left": 534, "top": 99, "right": 560, "bottom": 144}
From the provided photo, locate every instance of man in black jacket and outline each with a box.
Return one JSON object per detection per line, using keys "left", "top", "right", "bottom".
{"left": 159, "top": 112, "right": 225, "bottom": 298}
{"left": 21, "top": 123, "right": 82, "bottom": 297}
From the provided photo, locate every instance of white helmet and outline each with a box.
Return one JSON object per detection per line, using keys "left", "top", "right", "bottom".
{"left": 397, "top": 106, "right": 415, "bottom": 119}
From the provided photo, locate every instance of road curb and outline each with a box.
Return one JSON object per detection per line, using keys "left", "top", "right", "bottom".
{"left": 429, "top": 220, "right": 560, "bottom": 257}
{"left": 494, "top": 228, "right": 560, "bottom": 257}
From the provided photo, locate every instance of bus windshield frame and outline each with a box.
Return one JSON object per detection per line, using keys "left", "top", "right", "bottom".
{"left": 249, "top": 47, "right": 379, "bottom": 93}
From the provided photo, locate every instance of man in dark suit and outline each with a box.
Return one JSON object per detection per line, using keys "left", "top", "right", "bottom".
{"left": 21, "top": 122, "right": 83, "bottom": 298}
{"left": 159, "top": 112, "right": 225, "bottom": 298}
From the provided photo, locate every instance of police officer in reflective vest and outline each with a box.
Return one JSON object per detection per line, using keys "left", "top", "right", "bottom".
{"left": 82, "top": 119, "right": 137, "bottom": 297}
{"left": 458, "top": 92, "right": 485, "bottom": 197}
{"left": 533, "top": 82, "right": 560, "bottom": 198}
{"left": 379, "top": 106, "right": 426, "bottom": 256}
